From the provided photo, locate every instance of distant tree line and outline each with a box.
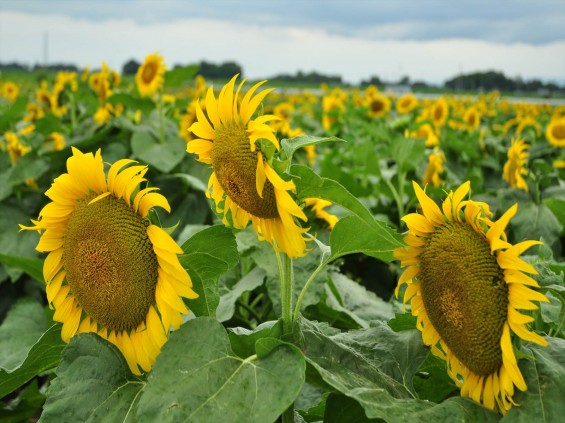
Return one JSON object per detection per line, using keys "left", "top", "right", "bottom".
{"left": 444, "top": 71, "right": 563, "bottom": 94}
{"left": 269, "top": 70, "right": 343, "bottom": 85}
{"left": 2, "top": 61, "right": 564, "bottom": 95}
{"left": 0, "top": 62, "right": 78, "bottom": 72}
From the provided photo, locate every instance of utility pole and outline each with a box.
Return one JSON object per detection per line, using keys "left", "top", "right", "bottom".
{"left": 43, "top": 31, "right": 48, "bottom": 67}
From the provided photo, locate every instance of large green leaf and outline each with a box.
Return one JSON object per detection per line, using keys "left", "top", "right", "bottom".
{"left": 179, "top": 225, "right": 239, "bottom": 318}
{"left": 130, "top": 131, "right": 186, "bottom": 173}
{"left": 0, "top": 254, "right": 43, "bottom": 285}
{"left": 0, "top": 300, "right": 49, "bottom": 372}
{"left": 274, "top": 135, "right": 343, "bottom": 172}
{"left": 41, "top": 334, "right": 143, "bottom": 423}
{"left": 324, "top": 394, "right": 379, "bottom": 423}
{"left": 137, "top": 317, "right": 306, "bottom": 423}
{"left": 328, "top": 215, "right": 403, "bottom": 262}
{"left": 290, "top": 165, "right": 403, "bottom": 263}
{"left": 0, "top": 323, "right": 64, "bottom": 398}
{"left": 299, "top": 317, "right": 497, "bottom": 422}
{"left": 502, "top": 337, "right": 565, "bottom": 423}
{"left": 217, "top": 266, "right": 266, "bottom": 322}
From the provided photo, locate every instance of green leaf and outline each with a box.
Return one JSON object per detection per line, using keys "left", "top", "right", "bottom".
{"left": 0, "top": 324, "right": 65, "bottom": 399}
{"left": 7, "top": 154, "right": 50, "bottom": 186}
{"left": 217, "top": 266, "right": 266, "bottom": 322}
{"left": 0, "top": 300, "right": 49, "bottom": 372}
{"left": 41, "top": 334, "right": 143, "bottom": 423}
{"left": 0, "top": 254, "right": 44, "bottom": 284}
{"left": 511, "top": 201, "right": 562, "bottom": 255}
{"left": 137, "top": 317, "right": 306, "bottom": 423}
{"left": 290, "top": 165, "right": 403, "bottom": 263}
{"left": 502, "top": 338, "right": 565, "bottom": 422}
{"left": 34, "top": 114, "right": 65, "bottom": 135}
{"left": 228, "top": 320, "right": 283, "bottom": 359}
{"left": 299, "top": 317, "right": 497, "bottom": 422}
{"left": 324, "top": 394, "right": 378, "bottom": 423}
{"left": 0, "top": 97, "right": 27, "bottom": 132}
{"left": 388, "top": 136, "right": 426, "bottom": 173}
{"left": 0, "top": 379, "right": 45, "bottom": 423}
{"left": 323, "top": 272, "right": 394, "bottom": 328}
{"left": 275, "top": 135, "right": 344, "bottom": 171}
{"left": 164, "top": 65, "right": 199, "bottom": 87}
{"left": 179, "top": 225, "right": 239, "bottom": 318}
{"left": 130, "top": 131, "right": 186, "bottom": 173}
{"left": 329, "top": 215, "right": 403, "bottom": 263}
{"left": 173, "top": 173, "right": 208, "bottom": 192}
{"left": 107, "top": 92, "right": 155, "bottom": 114}
{"left": 543, "top": 198, "right": 565, "bottom": 234}
{"left": 290, "top": 164, "right": 375, "bottom": 225}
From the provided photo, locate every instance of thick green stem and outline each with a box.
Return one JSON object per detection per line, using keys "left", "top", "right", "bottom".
{"left": 293, "top": 259, "right": 328, "bottom": 321}
{"left": 397, "top": 170, "right": 406, "bottom": 221}
{"left": 276, "top": 252, "right": 294, "bottom": 334}
{"left": 69, "top": 92, "right": 77, "bottom": 134}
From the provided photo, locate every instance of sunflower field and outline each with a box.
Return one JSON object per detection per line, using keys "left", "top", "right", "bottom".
{"left": 1, "top": 54, "right": 564, "bottom": 423}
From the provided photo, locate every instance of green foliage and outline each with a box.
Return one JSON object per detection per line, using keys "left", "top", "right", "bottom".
{"left": 137, "top": 317, "right": 306, "bottom": 423}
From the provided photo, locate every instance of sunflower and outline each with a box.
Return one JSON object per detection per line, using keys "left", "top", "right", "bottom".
{"left": 396, "top": 93, "right": 419, "bottom": 114}
{"left": 303, "top": 198, "right": 338, "bottom": 230}
{"left": 546, "top": 116, "right": 565, "bottom": 148}
{"left": 464, "top": 107, "right": 481, "bottom": 132}
{"left": 187, "top": 75, "right": 309, "bottom": 258}
{"left": 5, "top": 131, "right": 30, "bottom": 165}
{"left": 2, "top": 81, "right": 19, "bottom": 102}
{"left": 503, "top": 138, "right": 529, "bottom": 192}
{"left": 431, "top": 98, "right": 449, "bottom": 127}
{"left": 20, "top": 148, "right": 198, "bottom": 375}
{"left": 423, "top": 150, "right": 446, "bottom": 187}
{"left": 394, "top": 181, "right": 548, "bottom": 414}
{"left": 366, "top": 92, "right": 391, "bottom": 118}
{"left": 136, "top": 53, "right": 167, "bottom": 97}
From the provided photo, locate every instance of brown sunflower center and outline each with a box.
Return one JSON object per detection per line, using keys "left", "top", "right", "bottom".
{"left": 434, "top": 105, "right": 444, "bottom": 122}
{"left": 211, "top": 123, "right": 279, "bottom": 219}
{"left": 552, "top": 123, "right": 565, "bottom": 140}
{"left": 141, "top": 62, "right": 157, "bottom": 84}
{"left": 401, "top": 98, "right": 412, "bottom": 108}
{"left": 371, "top": 99, "right": 384, "bottom": 113}
{"left": 63, "top": 193, "right": 159, "bottom": 332}
{"left": 419, "top": 222, "right": 508, "bottom": 376}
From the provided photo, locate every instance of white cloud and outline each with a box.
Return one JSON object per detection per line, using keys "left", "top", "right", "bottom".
{"left": 1, "top": 11, "right": 564, "bottom": 84}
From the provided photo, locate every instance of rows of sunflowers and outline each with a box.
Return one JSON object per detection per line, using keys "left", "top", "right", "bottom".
{"left": 0, "top": 53, "right": 564, "bottom": 422}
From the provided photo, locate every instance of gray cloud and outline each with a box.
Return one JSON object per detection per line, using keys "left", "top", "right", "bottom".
{"left": 2, "top": 0, "right": 564, "bottom": 44}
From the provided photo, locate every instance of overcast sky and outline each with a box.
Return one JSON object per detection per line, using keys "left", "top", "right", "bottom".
{"left": 1, "top": 0, "right": 564, "bottom": 84}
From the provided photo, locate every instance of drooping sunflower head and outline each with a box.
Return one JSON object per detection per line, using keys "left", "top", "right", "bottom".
{"left": 422, "top": 150, "right": 446, "bottom": 188}
{"left": 503, "top": 138, "right": 529, "bottom": 192}
{"left": 187, "top": 75, "right": 309, "bottom": 258}
{"left": 546, "top": 116, "right": 565, "bottom": 148}
{"left": 20, "top": 148, "right": 198, "bottom": 375}
{"left": 394, "top": 181, "right": 548, "bottom": 414}
{"left": 136, "top": 53, "right": 167, "bottom": 97}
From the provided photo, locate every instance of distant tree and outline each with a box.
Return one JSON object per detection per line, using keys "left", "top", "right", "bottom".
{"left": 197, "top": 61, "right": 243, "bottom": 79}
{"left": 123, "top": 59, "right": 141, "bottom": 75}
{"left": 360, "top": 75, "right": 383, "bottom": 87}
{"left": 270, "top": 70, "right": 342, "bottom": 84}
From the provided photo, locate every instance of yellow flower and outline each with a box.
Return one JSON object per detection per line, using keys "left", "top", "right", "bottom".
{"left": 136, "top": 53, "right": 167, "bottom": 97}
{"left": 406, "top": 123, "right": 439, "bottom": 148}
{"left": 24, "top": 103, "right": 45, "bottom": 122}
{"left": 431, "top": 98, "right": 449, "bottom": 127}
{"left": 423, "top": 150, "right": 446, "bottom": 187}
{"left": 81, "top": 65, "right": 90, "bottom": 82}
{"left": 546, "top": 117, "right": 565, "bottom": 148}
{"left": 396, "top": 93, "right": 419, "bottom": 114}
{"left": 187, "top": 75, "right": 309, "bottom": 258}
{"left": 322, "top": 95, "right": 345, "bottom": 130}
{"left": 553, "top": 159, "right": 565, "bottom": 169}
{"left": 94, "top": 104, "right": 113, "bottom": 125}
{"left": 303, "top": 198, "right": 338, "bottom": 229}
{"left": 5, "top": 131, "right": 30, "bottom": 165}
{"left": 366, "top": 92, "right": 391, "bottom": 118}
{"left": 463, "top": 107, "right": 481, "bottom": 132}
{"left": 20, "top": 148, "right": 197, "bottom": 374}
{"left": 503, "top": 138, "right": 529, "bottom": 192}
{"left": 49, "top": 132, "right": 66, "bottom": 151}
{"left": 55, "top": 71, "right": 78, "bottom": 93}
{"left": 2, "top": 81, "right": 19, "bottom": 102}
{"left": 395, "top": 182, "right": 548, "bottom": 414}
{"left": 19, "top": 124, "right": 35, "bottom": 136}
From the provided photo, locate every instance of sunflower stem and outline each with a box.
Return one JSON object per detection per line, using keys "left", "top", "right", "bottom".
{"left": 293, "top": 259, "right": 328, "bottom": 321}
{"left": 69, "top": 92, "right": 78, "bottom": 135}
